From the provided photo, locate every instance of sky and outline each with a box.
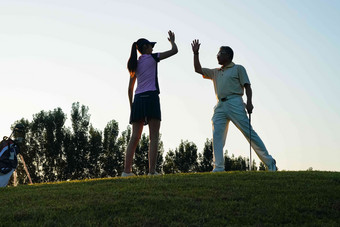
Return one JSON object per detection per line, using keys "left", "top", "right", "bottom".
{"left": 1, "top": 0, "right": 339, "bottom": 171}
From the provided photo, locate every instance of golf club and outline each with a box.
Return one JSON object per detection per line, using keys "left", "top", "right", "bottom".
{"left": 249, "top": 113, "right": 252, "bottom": 171}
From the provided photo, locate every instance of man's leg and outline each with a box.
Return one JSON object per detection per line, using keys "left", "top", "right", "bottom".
{"left": 212, "top": 104, "right": 229, "bottom": 172}
{"left": 228, "top": 98, "right": 275, "bottom": 167}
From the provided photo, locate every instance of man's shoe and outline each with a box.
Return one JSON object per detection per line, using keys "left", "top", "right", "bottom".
{"left": 121, "top": 172, "right": 136, "bottom": 177}
{"left": 212, "top": 167, "right": 225, "bottom": 173}
{"left": 268, "top": 159, "right": 277, "bottom": 172}
{"left": 148, "top": 171, "right": 160, "bottom": 176}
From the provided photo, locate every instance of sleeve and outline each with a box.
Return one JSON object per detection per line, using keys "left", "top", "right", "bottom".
{"left": 201, "top": 68, "right": 216, "bottom": 80}
{"left": 151, "top": 53, "right": 160, "bottom": 62}
{"left": 238, "top": 65, "right": 251, "bottom": 86}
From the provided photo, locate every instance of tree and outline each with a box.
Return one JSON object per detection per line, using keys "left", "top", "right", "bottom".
{"left": 11, "top": 101, "right": 269, "bottom": 186}
{"left": 42, "top": 108, "right": 67, "bottom": 181}
{"left": 224, "top": 150, "right": 232, "bottom": 171}
{"left": 12, "top": 108, "right": 69, "bottom": 184}
{"left": 134, "top": 133, "right": 149, "bottom": 175}
{"left": 88, "top": 125, "right": 103, "bottom": 178}
{"left": 163, "top": 150, "right": 177, "bottom": 174}
{"left": 29, "top": 111, "right": 48, "bottom": 182}
{"left": 102, "top": 120, "right": 122, "bottom": 177}
{"left": 228, "top": 155, "right": 247, "bottom": 171}
{"left": 198, "top": 139, "right": 213, "bottom": 172}
{"left": 250, "top": 159, "right": 257, "bottom": 171}
{"left": 112, "top": 126, "right": 131, "bottom": 177}
{"left": 11, "top": 103, "right": 138, "bottom": 184}
{"left": 10, "top": 118, "right": 34, "bottom": 185}
{"left": 225, "top": 151, "right": 255, "bottom": 171}
{"left": 63, "top": 127, "right": 74, "bottom": 180}
{"left": 156, "top": 135, "right": 164, "bottom": 173}
{"left": 67, "top": 102, "right": 90, "bottom": 179}
{"left": 133, "top": 133, "right": 164, "bottom": 175}
{"left": 259, "top": 162, "right": 266, "bottom": 171}
{"left": 174, "top": 140, "right": 198, "bottom": 173}
{"left": 27, "top": 108, "right": 68, "bottom": 182}
{"left": 52, "top": 108, "right": 68, "bottom": 180}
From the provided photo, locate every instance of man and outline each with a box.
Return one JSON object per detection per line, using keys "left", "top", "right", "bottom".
{"left": 191, "top": 39, "right": 276, "bottom": 172}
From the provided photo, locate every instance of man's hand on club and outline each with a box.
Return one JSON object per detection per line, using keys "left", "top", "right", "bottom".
{"left": 246, "top": 101, "right": 253, "bottom": 114}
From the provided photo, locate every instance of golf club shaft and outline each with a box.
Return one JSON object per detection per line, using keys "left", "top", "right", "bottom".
{"left": 249, "top": 113, "right": 252, "bottom": 171}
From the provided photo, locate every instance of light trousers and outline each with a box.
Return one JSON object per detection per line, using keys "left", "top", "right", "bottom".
{"left": 212, "top": 96, "right": 274, "bottom": 170}
{"left": 0, "top": 169, "right": 14, "bottom": 187}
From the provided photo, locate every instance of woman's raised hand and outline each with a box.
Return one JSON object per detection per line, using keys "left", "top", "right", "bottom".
{"left": 168, "top": 30, "right": 175, "bottom": 43}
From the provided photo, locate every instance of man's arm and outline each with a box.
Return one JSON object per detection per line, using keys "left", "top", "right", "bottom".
{"left": 191, "top": 39, "right": 203, "bottom": 75}
{"left": 159, "top": 30, "right": 178, "bottom": 60}
{"left": 244, "top": 83, "right": 254, "bottom": 114}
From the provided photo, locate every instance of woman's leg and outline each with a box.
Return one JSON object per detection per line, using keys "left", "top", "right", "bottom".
{"left": 148, "top": 118, "right": 160, "bottom": 174}
{"left": 124, "top": 121, "right": 144, "bottom": 173}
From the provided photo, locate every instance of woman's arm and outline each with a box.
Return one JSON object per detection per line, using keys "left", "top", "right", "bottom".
{"left": 128, "top": 75, "right": 137, "bottom": 109}
{"left": 159, "top": 30, "right": 178, "bottom": 60}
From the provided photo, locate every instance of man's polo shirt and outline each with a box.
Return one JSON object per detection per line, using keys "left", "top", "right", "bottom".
{"left": 202, "top": 62, "right": 250, "bottom": 100}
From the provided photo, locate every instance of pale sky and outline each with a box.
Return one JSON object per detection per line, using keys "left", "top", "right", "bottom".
{"left": 1, "top": 0, "right": 339, "bottom": 171}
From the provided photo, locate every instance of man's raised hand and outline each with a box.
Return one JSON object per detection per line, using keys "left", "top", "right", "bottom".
{"left": 191, "top": 39, "right": 200, "bottom": 54}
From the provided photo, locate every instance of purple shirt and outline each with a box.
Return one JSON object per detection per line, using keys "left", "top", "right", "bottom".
{"left": 135, "top": 53, "right": 160, "bottom": 95}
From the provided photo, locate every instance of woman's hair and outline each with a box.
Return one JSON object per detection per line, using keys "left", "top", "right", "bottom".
{"left": 127, "top": 42, "right": 138, "bottom": 75}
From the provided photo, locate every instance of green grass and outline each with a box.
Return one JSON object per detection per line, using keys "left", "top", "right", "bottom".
{"left": 1, "top": 171, "right": 340, "bottom": 226}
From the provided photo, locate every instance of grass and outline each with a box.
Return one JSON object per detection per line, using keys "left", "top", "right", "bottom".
{"left": 1, "top": 171, "right": 340, "bottom": 226}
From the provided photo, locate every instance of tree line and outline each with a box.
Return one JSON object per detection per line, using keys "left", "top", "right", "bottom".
{"left": 11, "top": 102, "right": 266, "bottom": 185}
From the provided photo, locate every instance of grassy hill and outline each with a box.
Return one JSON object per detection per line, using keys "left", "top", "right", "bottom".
{"left": 1, "top": 171, "right": 339, "bottom": 226}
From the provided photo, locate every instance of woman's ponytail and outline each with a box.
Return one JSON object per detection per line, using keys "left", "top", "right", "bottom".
{"left": 127, "top": 42, "right": 138, "bottom": 75}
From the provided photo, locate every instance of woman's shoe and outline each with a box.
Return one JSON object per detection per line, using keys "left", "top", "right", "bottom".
{"left": 121, "top": 172, "right": 136, "bottom": 177}
{"left": 148, "top": 171, "right": 160, "bottom": 176}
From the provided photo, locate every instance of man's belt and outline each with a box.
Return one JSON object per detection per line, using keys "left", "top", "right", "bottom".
{"left": 220, "top": 94, "right": 241, "bottom": 102}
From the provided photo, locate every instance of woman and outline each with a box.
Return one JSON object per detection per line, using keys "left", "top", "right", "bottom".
{"left": 122, "top": 31, "right": 178, "bottom": 177}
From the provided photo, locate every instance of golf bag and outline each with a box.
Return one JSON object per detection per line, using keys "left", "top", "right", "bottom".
{"left": 0, "top": 137, "right": 20, "bottom": 187}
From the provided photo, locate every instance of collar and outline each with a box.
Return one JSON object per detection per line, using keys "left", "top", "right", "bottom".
{"left": 219, "top": 62, "right": 235, "bottom": 71}
{"left": 139, "top": 54, "right": 149, "bottom": 59}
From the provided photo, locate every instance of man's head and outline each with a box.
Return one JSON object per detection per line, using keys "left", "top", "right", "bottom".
{"left": 217, "top": 46, "right": 233, "bottom": 65}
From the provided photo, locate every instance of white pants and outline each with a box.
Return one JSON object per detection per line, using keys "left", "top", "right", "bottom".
{"left": 211, "top": 96, "right": 274, "bottom": 171}
{"left": 0, "top": 169, "right": 14, "bottom": 187}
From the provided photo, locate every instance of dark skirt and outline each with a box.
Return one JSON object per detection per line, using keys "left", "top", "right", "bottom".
{"left": 130, "top": 91, "right": 161, "bottom": 125}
